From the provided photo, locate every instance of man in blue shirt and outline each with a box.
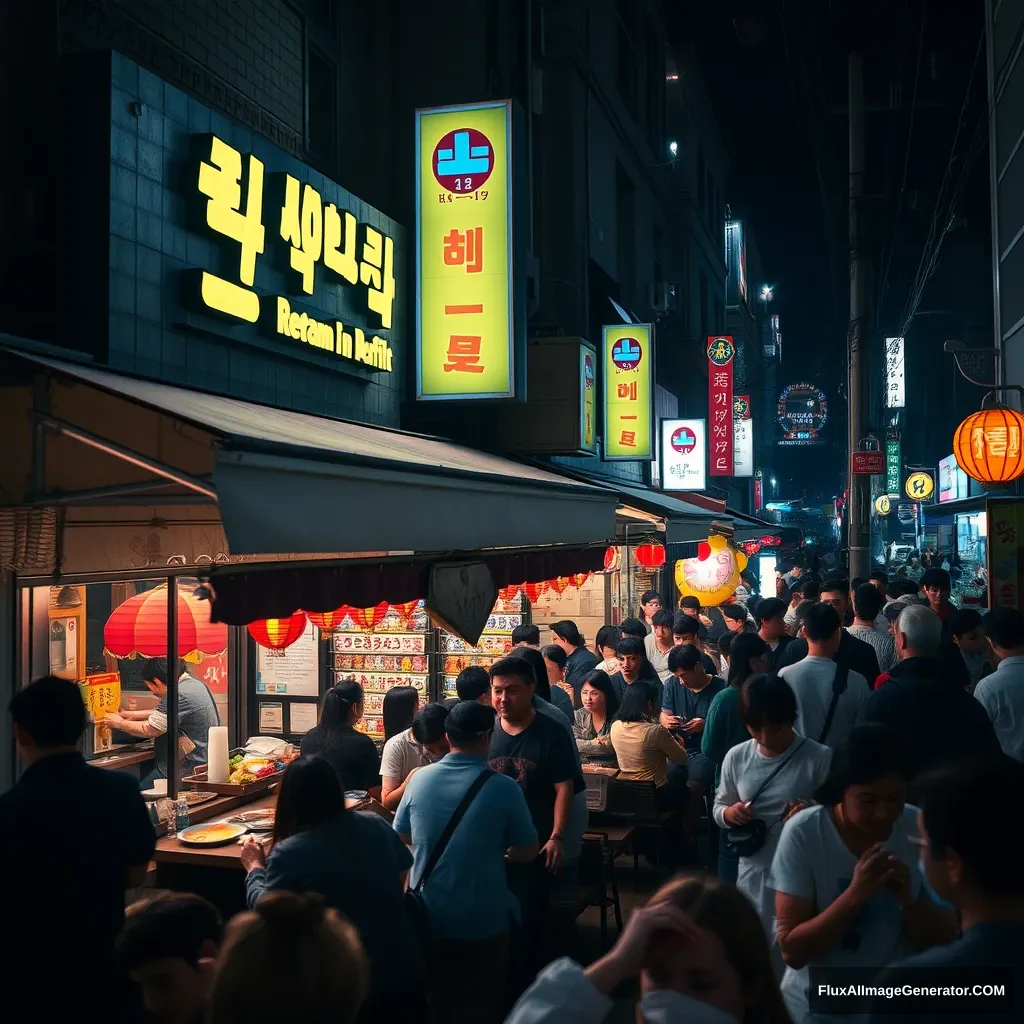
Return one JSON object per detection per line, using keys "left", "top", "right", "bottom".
{"left": 549, "top": 620, "right": 599, "bottom": 705}
{"left": 395, "top": 701, "right": 537, "bottom": 1024}
{"left": 872, "top": 756, "right": 1024, "bottom": 1022}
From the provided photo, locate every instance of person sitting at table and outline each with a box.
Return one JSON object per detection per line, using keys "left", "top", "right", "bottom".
{"left": 300, "top": 682, "right": 381, "bottom": 799}
{"left": 381, "top": 703, "right": 450, "bottom": 811}
{"left": 103, "top": 657, "right": 220, "bottom": 788}
{"left": 572, "top": 670, "right": 620, "bottom": 765}
{"left": 240, "top": 756, "right": 426, "bottom": 1022}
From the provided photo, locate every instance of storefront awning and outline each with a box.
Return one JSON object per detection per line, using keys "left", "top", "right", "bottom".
{"left": 4, "top": 350, "right": 619, "bottom": 557}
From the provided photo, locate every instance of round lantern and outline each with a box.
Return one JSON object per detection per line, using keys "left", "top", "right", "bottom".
{"left": 353, "top": 602, "right": 390, "bottom": 630}
{"left": 954, "top": 403, "right": 1024, "bottom": 486}
{"left": 248, "top": 611, "right": 308, "bottom": 650}
{"left": 572, "top": 572, "right": 590, "bottom": 590}
{"left": 603, "top": 547, "right": 620, "bottom": 571}
{"left": 635, "top": 544, "right": 666, "bottom": 569}
{"left": 675, "top": 535, "right": 749, "bottom": 607}
{"left": 305, "top": 607, "right": 351, "bottom": 633}
{"left": 498, "top": 585, "right": 521, "bottom": 602}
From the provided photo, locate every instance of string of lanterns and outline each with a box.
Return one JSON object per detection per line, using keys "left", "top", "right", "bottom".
{"left": 247, "top": 572, "right": 604, "bottom": 650}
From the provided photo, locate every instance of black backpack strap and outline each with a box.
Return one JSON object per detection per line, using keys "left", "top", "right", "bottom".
{"left": 819, "top": 662, "right": 849, "bottom": 744}
{"left": 413, "top": 769, "right": 494, "bottom": 894}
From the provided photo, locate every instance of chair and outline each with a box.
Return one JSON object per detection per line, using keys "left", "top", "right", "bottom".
{"left": 604, "top": 776, "right": 679, "bottom": 882}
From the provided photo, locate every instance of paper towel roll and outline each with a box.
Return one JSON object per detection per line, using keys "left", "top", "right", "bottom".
{"left": 207, "top": 726, "right": 230, "bottom": 783}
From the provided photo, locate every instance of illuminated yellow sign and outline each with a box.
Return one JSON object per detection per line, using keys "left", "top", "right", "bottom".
{"left": 581, "top": 344, "right": 596, "bottom": 452}
{"left": 905, "top": 471, "right": 935, "bottom": 502}
{"left": 189, "top": 134, "right": 394, "bottom": 372}
{"left": 874, "top": 494, "right": 891, "bottom": 516}
{"left": 415, "top": 102, "right": 516, "bottom": 399}
{"left": 603, "top": 324, "right": 654, "bottom": 460}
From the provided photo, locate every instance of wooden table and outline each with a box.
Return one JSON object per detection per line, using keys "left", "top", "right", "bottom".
{"left": 90, "top": 744, "right": 155, "bottom": 772}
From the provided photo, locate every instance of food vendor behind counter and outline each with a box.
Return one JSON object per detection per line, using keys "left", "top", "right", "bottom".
{"left": 103, "top": 657, "right": 220, "bottom": 788}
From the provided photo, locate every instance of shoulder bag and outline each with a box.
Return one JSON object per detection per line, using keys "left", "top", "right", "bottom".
{"left": 818, "top": 662, "right": 849, "bottom": 744}
{"left": 724, "top": 738, "right": 807, "bottom": 858}
{"left": 404, "top": 768, "right": 494, "bottom": 952}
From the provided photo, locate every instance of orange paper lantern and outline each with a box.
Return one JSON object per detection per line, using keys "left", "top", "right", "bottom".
{"left": 572, "top": 572, "right": 590, "bottom": 590}
{"left": 305, "top": 607, "right": 350, "bottom": 632}
{"left": 604, "top": 547, "right": 618, "bottom": 570}
{"left": 635, "top": 544, "right": 666, "bottom": 568}
{"left": 248, "top": 612, "right": 307, "bottom": 650}
{"left": 394, "top": 600, "right": 419, "bottom": 621}
{"left": 104, "top": 585, "right": 227, "bottom": 660}
{"left": 523, "top": 581, "right": 546, "bottom": 604}
{"left": 498, "top": 585, "right": 521, "bottom": 602}
{"left": 953, "top": 405, "right": 1024, "bottom": 485}
{"left": 352, "top": 601, "right": 390, "bottom": 630}
{"left": 549, "top": 576, "right": 571, "bottom": 595}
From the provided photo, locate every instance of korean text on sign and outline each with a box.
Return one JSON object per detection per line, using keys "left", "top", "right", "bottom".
{"left": 195, "top": 135, "right": 395, "bottom": 327}
{"left": 603, "top": 325, "right": 654, "bottom": 459}
{"left": 707, "top": 336, "right": 735, "bottom": 477}
{"left": 416, "top": 102, "right": 515, "bottom": 399}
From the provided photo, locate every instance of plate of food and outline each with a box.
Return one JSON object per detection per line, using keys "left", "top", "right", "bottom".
{"left": 177, "top": 822, "right": 248, "bottom": 847}
{"left": 228, "top": 809, "right": 275, "bottom": 832}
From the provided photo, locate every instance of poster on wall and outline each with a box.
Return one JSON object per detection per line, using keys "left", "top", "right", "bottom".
{"left": 581, "top": 343, "right": 596, "bottom": 452}
{"left": 603, "top": 324, "right": 654, "bottom": 459}
{"left": 256, "top": 618, "right": 320, "bottom": 696}
{"left": 707, "top": 336, "right": 735, "bottom": 476}
{"left": 733, "top": 394, "right": 754, "bottom": 478}
{"left": 885, "top": 337, "right": 906, "bottom": 409}
{"left": 988, "top": 500, "right": 1023, "bottom": 608}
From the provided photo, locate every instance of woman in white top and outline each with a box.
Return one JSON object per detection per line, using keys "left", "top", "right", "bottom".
{"left": 768, "top": 724, "right": 958, "bottom": 1022}
{"left": 715, "top": 673, "right": 832, "bottom": 977}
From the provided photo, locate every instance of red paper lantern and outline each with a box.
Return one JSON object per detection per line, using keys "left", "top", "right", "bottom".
{"left": 305, "top": 607, "right": 350, "bottom": 632}
{"left": 248, "top": 612, "right": 307, "bottom": 650}
{"left": 572, "top": 572, "right": 590, "bottom": 590}
{"left": 523, "top": 581, "right": 546, "bottom": 604}
{"left": 394, "top": 600, "right": 419, "bottom": 621}
{"left": 635, "top": 544, "right": 666, "bottom": 568}
{"left": 353, "top": 601, "right": 390, "bottom": 630}
{"left": 603, "top": 547, "right": 618, "bottom": 570}
{"left": 104, "top": 585, "right": 227, "bottom": 660}
{"left": 498, "top": 585, "right": 521, "bottom": 602}
{"left": 549, "top": 576, "right": 571, "bottom": 595}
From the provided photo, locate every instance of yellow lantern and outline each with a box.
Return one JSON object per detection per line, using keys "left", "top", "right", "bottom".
{"left": 953, "top": 404, "right": 1024, "bottom": 485}
{"left": 674, "top": 534, "right": 748, "bottom": 608}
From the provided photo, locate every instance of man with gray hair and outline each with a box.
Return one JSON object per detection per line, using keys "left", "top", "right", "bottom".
{"left": 857, "top": 604, "right": 999, "bottom": 789}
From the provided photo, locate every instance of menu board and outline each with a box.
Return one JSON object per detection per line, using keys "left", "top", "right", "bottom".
{"left": 439, "top": 596, "right": 523, "bottom": 697}
{"left": 331, "top": 602, "right": 430, "bottom": 740}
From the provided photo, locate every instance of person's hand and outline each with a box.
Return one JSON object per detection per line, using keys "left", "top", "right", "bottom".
{"left": 240, "top": 837, "right": 266, "bottom": 873}
{"left": 596, "top": 734, "right": 611, "bottom": 747}
{"left": 104, "top": 712, "right": 126, "bottom": 729}
{"left": 661, "top": 713, "right": 685, "bottom": 730}
{"left": 599, "top": 902, "right": 701, "bottom": 983}
{"left": 723, "top": 801, "right": 753, "bottom": 826}
{"left": 847, "top": 843, "right": 894, "bottom": 903}
{"left": 681, "top": 717, "right": 705, "bottom": 734}
{"left": 699, "top": 614, "right": 713, "bottom": 628}
{"left": 541, "top": 837, "right": 564, "bottom": 873}
{"left": 884, "top": 855, "right": 914, "bottom": 907}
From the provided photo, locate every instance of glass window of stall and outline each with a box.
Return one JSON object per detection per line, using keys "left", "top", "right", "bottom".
{"left": 21, "top": 577, "right": 236, "bottom": 790}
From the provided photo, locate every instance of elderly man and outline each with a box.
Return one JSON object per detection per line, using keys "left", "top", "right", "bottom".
{"left": 857, "top": 604, "right": 999, "bottom": 789}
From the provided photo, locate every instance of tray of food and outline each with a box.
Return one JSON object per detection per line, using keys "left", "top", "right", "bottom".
{"left": 177, "top": 822, "right": 248, "bottom": 847}
{"left": 180, "top": 749, "right": 298, "bottom": 795}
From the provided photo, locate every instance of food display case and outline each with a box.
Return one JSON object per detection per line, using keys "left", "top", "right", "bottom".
{"left": 440, "top": 592, "right": 523, "bottom": 699}
{"left": 332, "top": 601, "right": 432, "bottom": 740}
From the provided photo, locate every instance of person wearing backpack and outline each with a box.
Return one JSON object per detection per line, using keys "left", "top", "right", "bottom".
{"left": 394, "top": 701, "right": 538, "bottom": 1024}
{"left": 714, "top": 674, "right": 833, "bottom": 976}
{"left": 778, "top": 604, "right": 871, "bottom": 751}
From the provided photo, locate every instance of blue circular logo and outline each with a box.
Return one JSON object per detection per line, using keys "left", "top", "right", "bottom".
{"left": 611, "top": 337, "right": 643, "bottom": 371}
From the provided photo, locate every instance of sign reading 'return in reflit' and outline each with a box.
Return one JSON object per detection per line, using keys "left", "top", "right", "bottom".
{"left": 415, "top": 101, "right": 520, "bottom": 400}
{"left": 185, "top": 135, "right": 395, "bottom": 373}
{"left": 707, "top": 336, "right": 735, "bottom": 476}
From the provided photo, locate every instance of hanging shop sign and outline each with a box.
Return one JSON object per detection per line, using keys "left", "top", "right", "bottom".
{"left": 886, "top": 441, "right": 902, "bottom": 494}
{"left": 675, "top": 534, "right": 749, "bottom": 607}
{"left": 733, "top": 394, "right": 754, "bottom": 478}
{"left": 874, "top": 494, "right": 892, "bottom": 517}
{"left": 988, "top": 500, "right": 1024, "bottom": 608}
{"left": 776, "top": 383, "right": 828, "bottom": 445}
{"left": 938, "top": 454, "right": 970, "bottom": 503}
{"left": 707, "top": 336, "right": 736, "bottom": 476}
{"left": 604, "top": 324, "right": 655, "bottom": 459}
{"left": 726, "top": 221, "right": 748, "bottom": 308}
{"left": 904, "top": 468, "right": 935, "bottom": 503}
{"left": 184, "top": 135, "right": 395, "bottom": 373}
{"left": 415, "top": 100, "right": 523, "bottom": 400}
{"left": 582, "top": 345, "right": 596, "bottom": 451}
{"left": 852, "top": 450, "right": 885, "bottom": 475}
{"left": 661, "top": 419, "right": 706, "bottom": 491}
{"left": 953, "top": 405, "right": 1024, "bottom": 485}
{"left": 885, "top": 337, "right": 905, "bottom": 409}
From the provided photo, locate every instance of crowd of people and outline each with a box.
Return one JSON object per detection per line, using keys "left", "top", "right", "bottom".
{"left": 2, "top": 560, "right": 1023, "bottom": 1023}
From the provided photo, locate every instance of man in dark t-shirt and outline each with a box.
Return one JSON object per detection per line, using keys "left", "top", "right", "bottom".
{"left": 0, "top": 677, "right": 156, "bottom": 1017}
{"left": 661, "top": 646, "right": 725, "bottom": 792}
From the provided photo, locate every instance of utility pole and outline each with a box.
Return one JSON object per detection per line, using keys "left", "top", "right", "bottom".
{"left": 848, "top": 52, "right": 870, "bottom": 580}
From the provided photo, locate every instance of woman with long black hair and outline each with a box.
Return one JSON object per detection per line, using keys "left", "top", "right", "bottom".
{"left": 299, "top": 682, "right": 380, "bottom": 799}
{"left": 240, "top": 756, "right": 426, "bottom": 1022}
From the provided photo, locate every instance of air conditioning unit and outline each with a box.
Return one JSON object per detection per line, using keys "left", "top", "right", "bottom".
{"left": 649, "top": 281, "right": 678, "bottom": 313}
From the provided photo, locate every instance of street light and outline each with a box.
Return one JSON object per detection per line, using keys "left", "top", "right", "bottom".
{"left": 771, "top": 476, "right": 778, "bottom": 497}
{"left": 761, "top": 285, "right": 774, "bottom": 303}
{"left": 668, "top": 140, "right": 678, "bottom": 159}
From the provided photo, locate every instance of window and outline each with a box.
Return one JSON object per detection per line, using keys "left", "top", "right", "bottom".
{"left": 616, "top": 1, "right": 637, "bottom": 113}
{"left": 306, "top": 44, "right": 338, "bottom": 168}
{"left": 28, "top": 578, "right": 235, "bottom": 791}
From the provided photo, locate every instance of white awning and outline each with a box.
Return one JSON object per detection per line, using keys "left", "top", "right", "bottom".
{"left": 6, "top": 351, "right": 619, "bottom": 556}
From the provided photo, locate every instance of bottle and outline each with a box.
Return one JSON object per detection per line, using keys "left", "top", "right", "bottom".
{"left": 175, "top": 791, "right": 191, "bottom": 831}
